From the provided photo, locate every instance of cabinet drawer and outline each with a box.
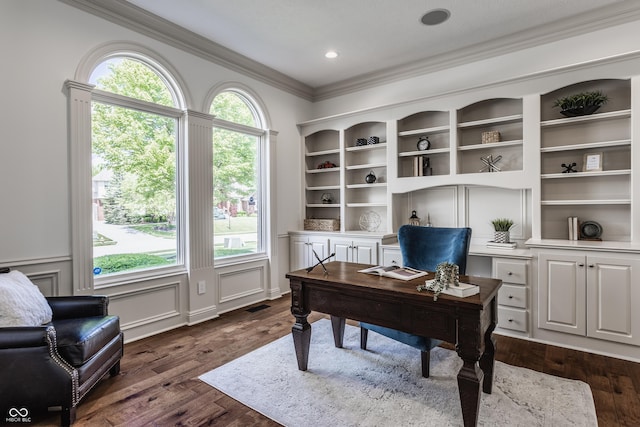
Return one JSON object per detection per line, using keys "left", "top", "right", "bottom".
{"left": 495, "top": 260, "right": 527, "bottom": 285}
{"left": 497, "top": 284, "right": 527, "bottom": 309}
{"left": 382, "top": 248, "right": 402, "bottom": 267}
{"left": 498, "top": 307, "right": 528, "bottom": 332}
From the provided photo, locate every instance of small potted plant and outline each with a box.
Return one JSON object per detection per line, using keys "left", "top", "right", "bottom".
{"left": 553, "top": 90, "right": 608, "bottom": 117}
{"left": 491, "top": 218, "right": 514, "bottom": 243}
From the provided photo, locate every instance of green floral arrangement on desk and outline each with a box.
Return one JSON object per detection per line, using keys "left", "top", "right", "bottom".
{"left": 417, "top": 262, "right": 460, "bottom": 301}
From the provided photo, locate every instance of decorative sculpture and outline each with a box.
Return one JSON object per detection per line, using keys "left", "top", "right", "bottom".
{"left": 561, "top": 162, "right": 577, "bottom": 173}
{"left": 479, "top": 154, "right": 502, "bottom": 172}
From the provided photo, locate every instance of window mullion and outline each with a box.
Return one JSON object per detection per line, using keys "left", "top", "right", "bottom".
{"left": 92, "top": 89, "right": 183, "bottom": 118}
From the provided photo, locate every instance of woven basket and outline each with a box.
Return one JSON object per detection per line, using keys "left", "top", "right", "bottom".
{"left": 304, "top": 219, "right": 340, "bottom": 231}
{"left": 482, "top": 131, "right": 500, "bottom": 144}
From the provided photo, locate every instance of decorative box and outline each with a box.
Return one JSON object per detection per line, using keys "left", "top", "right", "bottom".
{"left": 304, "top": 219, "right": 340, "bottom": 231}
{"left": 481, "top": 131, "right": 500, "bottom": 144}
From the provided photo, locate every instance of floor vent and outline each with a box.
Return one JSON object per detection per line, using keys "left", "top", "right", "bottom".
{"left": 246, "top": 304, "right": 270, "bottom": 313}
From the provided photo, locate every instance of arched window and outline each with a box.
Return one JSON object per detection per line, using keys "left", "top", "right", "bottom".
{"left": 210, "top": 90, "right": 267, "bottom": 259}
{"left": 89, "top": 57, "right": 184, "bottom": 278}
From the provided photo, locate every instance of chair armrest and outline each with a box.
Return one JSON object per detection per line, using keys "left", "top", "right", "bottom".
{"left": 0, "top": 326, "right": 50, "bottom": 349}
{"left": 46, "top": 296, "right": 110, "bottom": 319}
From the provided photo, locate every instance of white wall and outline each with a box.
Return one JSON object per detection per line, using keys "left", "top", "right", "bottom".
{"left": 0, "top": 0, "right": 309, "bottom": 265}
{"left": 0, "top": 0, "right": 310, "bottom": 340}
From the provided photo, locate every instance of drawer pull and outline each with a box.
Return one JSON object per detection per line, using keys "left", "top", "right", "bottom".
{"left": 508, "top": 271, "right": 513, "bottom": 276}
{"left": 508, "top": 295, "right": 513, "bottom": 299}
{"left": 508, "top": 319, "right": 514, "bottom": 322}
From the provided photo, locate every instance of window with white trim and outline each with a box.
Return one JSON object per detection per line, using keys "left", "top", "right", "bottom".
{"left": 89, "top": 57, "right": 184, "bottom": 277}
{"left": 210, "top": 91, "right": 267, "bottom": 259}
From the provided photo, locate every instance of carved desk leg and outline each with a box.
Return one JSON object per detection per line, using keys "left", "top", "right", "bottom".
{"left": 290, "top": 280, "right": 311, "bottom": 371}
{"left": 456, "top": 312, "right": 484, "bottom": 427}
{"left": 479, "top": 297, "right": 497, "bottom": 394}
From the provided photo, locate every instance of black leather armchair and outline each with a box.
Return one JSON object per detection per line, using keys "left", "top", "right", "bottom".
{"left": 0, "top": 291, "right": 123, "bottom": 426}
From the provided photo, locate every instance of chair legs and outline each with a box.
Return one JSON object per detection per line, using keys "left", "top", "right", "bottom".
{"left": 360, "top": 327, "right": 368, "bottom": 350}
{"left": 420, "top": 350, "right": 430, "bottom": 378}
{"left": 362, "top": 326, "right": 430, "bottom": 378}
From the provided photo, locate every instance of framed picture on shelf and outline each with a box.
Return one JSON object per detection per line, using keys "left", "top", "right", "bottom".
{"left": 583, "top": 152, "right": 602, "bottom": 172}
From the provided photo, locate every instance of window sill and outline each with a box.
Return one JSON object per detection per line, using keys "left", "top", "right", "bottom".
{"left": 214, "top": 252, "right": 268, "bottom": 268}
{"left": 94, "top": 265, "right": 188, "bottom": 289}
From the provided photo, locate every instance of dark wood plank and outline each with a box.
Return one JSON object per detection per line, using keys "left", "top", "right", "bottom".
{"left": 29, "top": 296, "right": 640, "bottom": 427}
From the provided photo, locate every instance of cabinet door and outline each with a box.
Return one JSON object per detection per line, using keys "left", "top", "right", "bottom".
{"left": 331, "top": 238, "right": 353, "bottom": 262}
{"left": 352, "top": 239, "right": 377, "bottom": 264}
{"left": 587, "top": 255, "right": 640, "bottom": 345}
{"left": 309, "top": 237, "right": 329, "bottom": 264}
{"left": 290, "top": 237, "right": 310, "bottom": 271}
{"left": 538, "top": 252, "right": 586, "bottom": 335}
{"left": 290, "top": 235, "right": 329, "bottom": 270}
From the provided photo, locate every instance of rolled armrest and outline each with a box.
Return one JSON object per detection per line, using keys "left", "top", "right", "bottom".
{"left": 47, "top": 296, "right": 109, "bottom": 319}
{"left": 0, "top": 326, "right": 50, "bottom": 349}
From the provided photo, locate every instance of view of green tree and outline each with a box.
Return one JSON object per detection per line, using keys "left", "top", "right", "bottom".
{"left": 210, "top": 93, "right": 258, "bottom": 209}
{"left": 211, "top": 128, "right": 257, "bottom": 207}
{"left": 92, "top": 59, "right": 177, "bottom": 224}
{"left": 210, "top": 91, "right": 255, "bottom": 126}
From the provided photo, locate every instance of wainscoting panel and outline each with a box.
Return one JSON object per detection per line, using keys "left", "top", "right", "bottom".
{"left": 0, "top": 258, "right": 72, "bottom": 296}
{"left": 108, "top": 281, "right": 182, "bottom": 332}
{"left": 28, "top": 270, "right": 61, "bottom": 297}
{"left": 217, "top": 262, "right": 266, "bottom": 313}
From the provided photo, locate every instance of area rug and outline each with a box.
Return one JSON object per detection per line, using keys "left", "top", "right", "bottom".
{"left": 199, "top": 319, "right": 597, "bottom": 426}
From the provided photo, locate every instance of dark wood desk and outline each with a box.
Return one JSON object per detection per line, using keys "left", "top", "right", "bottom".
{"left": 286, "top": 261, "right": 502, "bottom": 427}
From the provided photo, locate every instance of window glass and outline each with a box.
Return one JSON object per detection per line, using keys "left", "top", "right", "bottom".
{"left": 90, "top": 58, "right": 175, "bottom": 106}
{"left": 210, "top": 92, "right": 264, "bottom": 259}
{"left": 210, "top": 91, "right": 256, "bottom": 126}
{"left": 91, "top": 58, "right": 179, "bottom": 276}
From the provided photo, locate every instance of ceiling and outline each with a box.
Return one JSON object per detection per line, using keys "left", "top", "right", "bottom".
{"left": 70, "top": 0, "right": 640, "bottom": 99}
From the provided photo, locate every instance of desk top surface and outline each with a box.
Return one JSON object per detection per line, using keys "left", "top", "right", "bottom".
{"left": 287, "top": 261, "right": 501, "bottom": 310}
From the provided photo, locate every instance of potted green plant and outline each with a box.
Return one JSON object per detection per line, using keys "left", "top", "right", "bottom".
{"left": 553, "top": 90, "right": 609, "bottom": 117}
{"left": 491, "top": 218, "right": 514, "bottom": 243}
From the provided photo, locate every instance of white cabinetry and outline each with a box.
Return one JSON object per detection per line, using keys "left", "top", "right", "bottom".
{"left": 344, "top": 121, "right": 388, "bottom": 232}
{"left": 289, "top": 234, "right": 330, "bottom": 271}
{"left": 331, "top": 238, "right": 377, "bottom": 264}
{"left": 457, "top": 98, "right": 523, "bottom": 174}
{"left": 538, "top": 250, "right": 640, "bottom": 345}
{"left": 381, "top": 245, "right": 402, "bottom": 266}
{"left": 539, "top": 79, "right": 631, "bottom": 241}
{"left": 494, "top": 258, "right": 529, "bottom": 334}
{"left": 303, "top": 130, "right": 341, "bottom": 223}
{"left": 289, "top": 232, "right": 396, "bottom": 271}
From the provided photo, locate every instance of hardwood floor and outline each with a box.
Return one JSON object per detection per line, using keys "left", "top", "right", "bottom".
{"left": 33, "top": 296, "right": 640, "bottom": 426}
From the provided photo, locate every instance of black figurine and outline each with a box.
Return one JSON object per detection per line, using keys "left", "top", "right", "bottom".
{"left": 561, "top": 162, "right": 577, "bottom": 173}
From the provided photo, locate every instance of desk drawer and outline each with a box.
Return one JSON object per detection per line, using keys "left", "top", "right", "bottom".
{"left": 498, "top": 307, "right": 528, "bottom": 332}
{"left": 494, "top": 260, "right": 527, "bottom": 285}
{"left": 497, "top": 284, "right": 527, "bottom": 309}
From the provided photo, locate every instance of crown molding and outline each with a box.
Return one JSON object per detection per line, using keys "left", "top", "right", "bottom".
{"left": 299, "top": 49, "right": 640, "bottom": 127}
{"left": 59, "top": 0, "right": 640, "bottom": 103}
{"left": 58, "top": 0, "right": 315, "bottom": 100}
{"left": 314, "top": 1, "right": 640, "bottom": 100}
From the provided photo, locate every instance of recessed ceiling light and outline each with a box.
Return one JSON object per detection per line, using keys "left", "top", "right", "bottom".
{"left": 325, "top": 51, "right": 339, "bottom": 59}
{"left": 420, "top": 8, "right": 450, "bottom": 26}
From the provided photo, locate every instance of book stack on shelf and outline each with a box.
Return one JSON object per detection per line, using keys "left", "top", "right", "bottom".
{"left": 412, "top": 156, "right": 432, "bottom": 176}
{"left": 568, "top": 216, "right": 579, "bottom": 241}
{"left": 486, "top": 240, "right": 517, "bottom": 249}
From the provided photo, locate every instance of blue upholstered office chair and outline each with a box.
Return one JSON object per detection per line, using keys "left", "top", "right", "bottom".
{"left": 360, "top": 225, "right": 472, "bottom": 377}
